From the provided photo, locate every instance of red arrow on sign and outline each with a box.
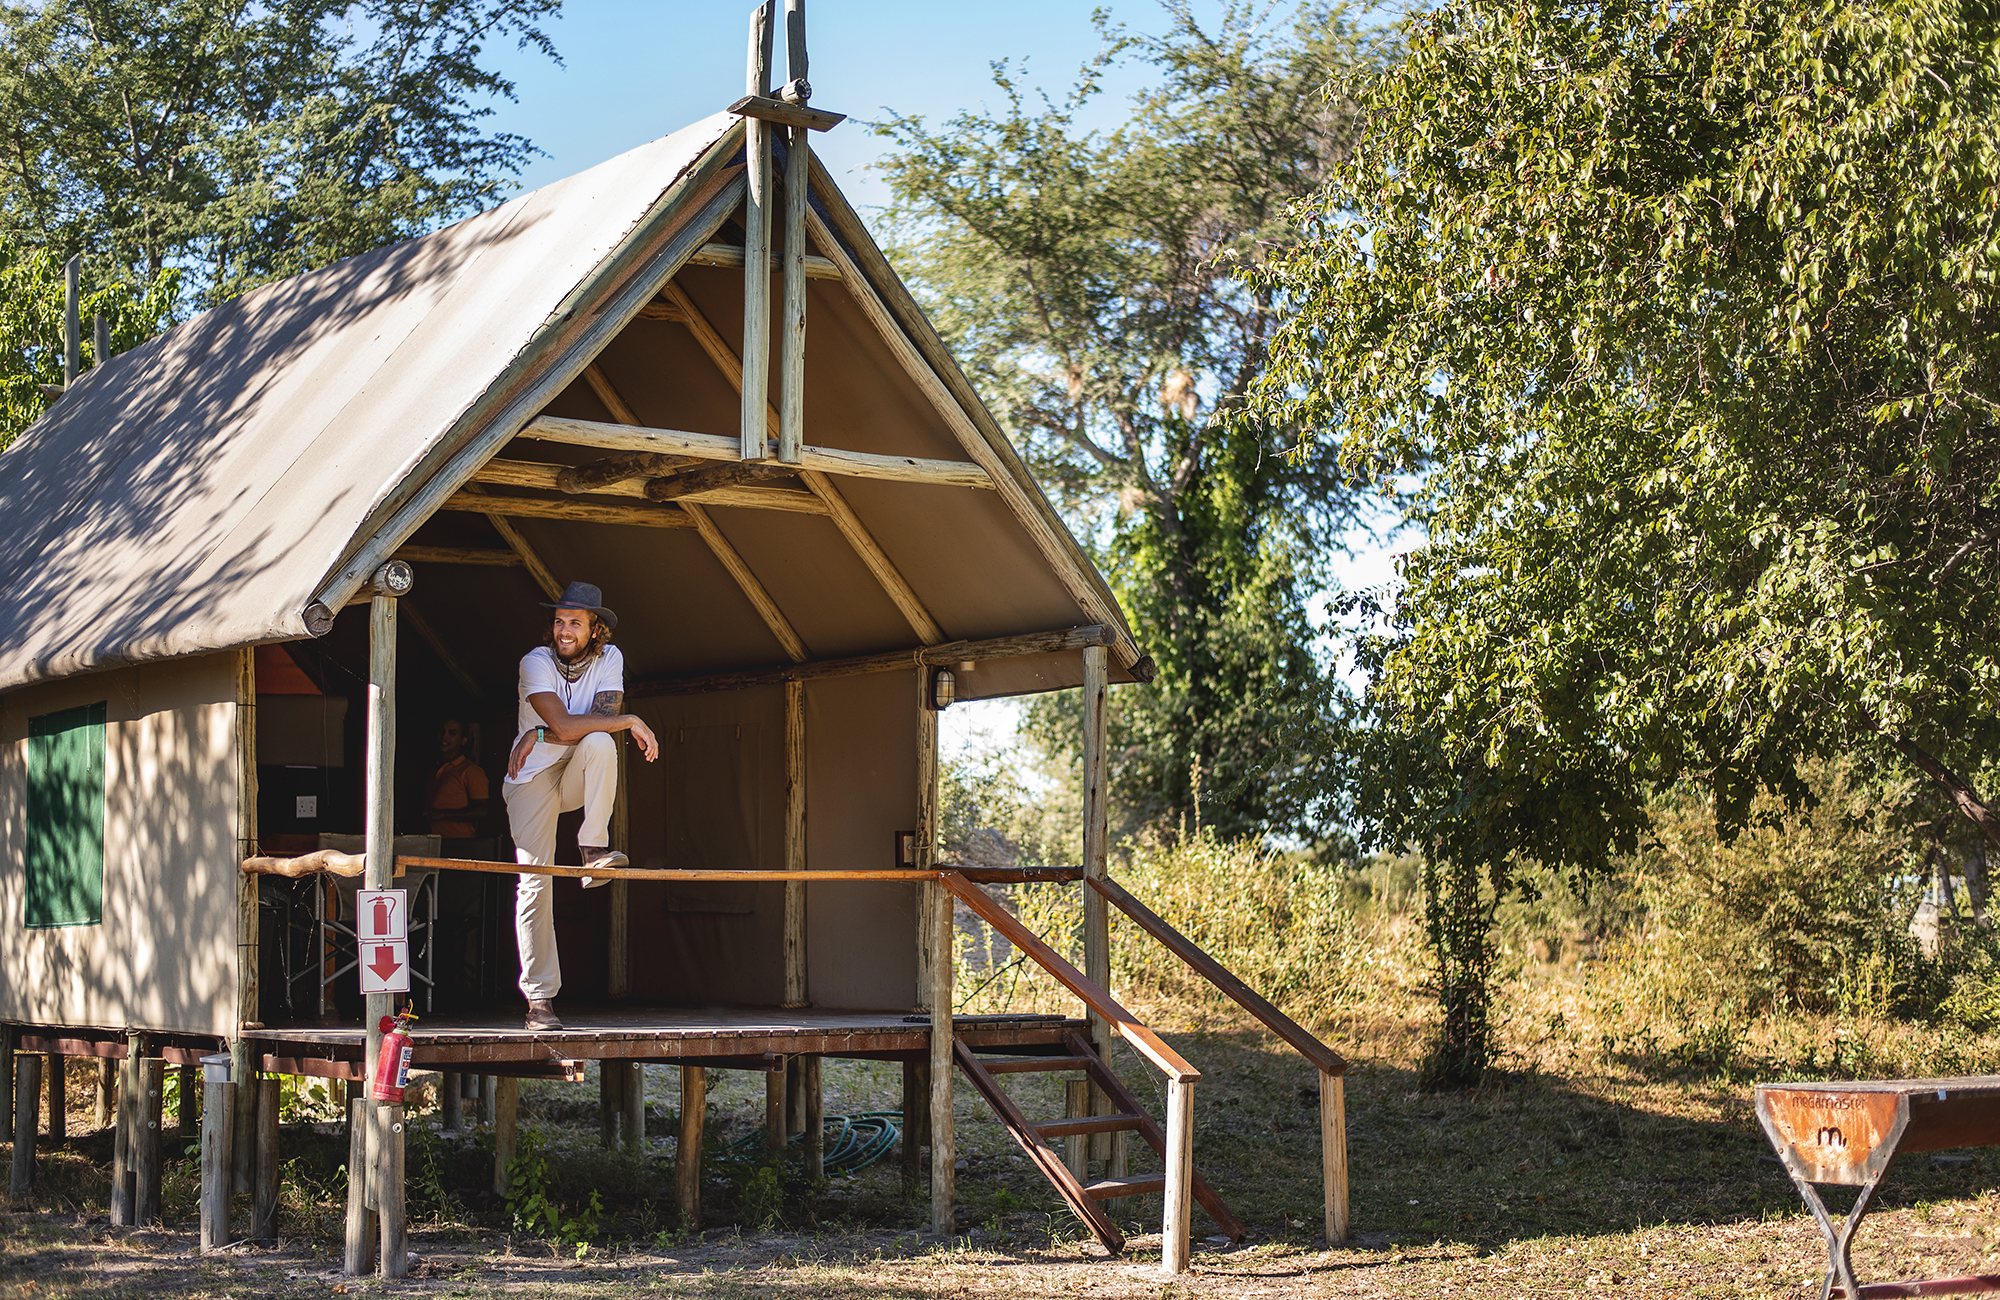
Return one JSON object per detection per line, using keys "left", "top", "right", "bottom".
{"left": 368, "top": 945, "right": 404, "bottom": 981}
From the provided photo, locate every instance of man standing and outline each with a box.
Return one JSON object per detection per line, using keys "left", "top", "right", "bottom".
{"left": 504, "top": 581, "right": 659, "bottom": 1030}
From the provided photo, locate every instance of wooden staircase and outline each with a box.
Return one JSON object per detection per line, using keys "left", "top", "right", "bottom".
{"left": 955, "top": 1030, "right": 1245, "bottom": 1252}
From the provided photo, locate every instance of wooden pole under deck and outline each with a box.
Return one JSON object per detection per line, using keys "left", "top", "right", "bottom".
{"left": 764, "top": 1062, "right": 787, "bottom": 1160}
{"left": 251, "top": 1075, "right": 279, "bottom": 1238}
{"left": 1320, "top": 1070, "right": 1350, "bottom": 1243}
{"left": 621, "top": 1063, "right": 646, "bottom": 1156}
{"left": 94, "top": 1059, "right": 111, "bottom": 1129}
{"left": 109, "top": 1047, "right": 133, "bottom": 1222}
{"left": 677, "top": 1065, "right": 705, "bottom": 1227}
{"left": 133, "top": 1056, "right": 162, "bottom": 1224}
{"left": 343, "top": 1097, "right": 375, "bottom": 1276}
{"left": 803, "top": 1055, "right": 824, "bottom": 1181}
{"left": 45, "top": 1054, "right": 63, "bottom": 1144}
{"left": 1079, "top": 645, "right": 1120, "bottom": 1171}
{"left": 600, "top": 1062, "right": 623, "bottom": 1150}
{"left": 365, "top": 575, "right": 407, "bottom": 1278}
{"left": 918, "top": 667, "right": 953, "bottom": 1235}
{"left": 10, "top": 1052, "right": 37, "bottom": 1197}
{"left": 176, "top": 1063, "right": 197, "bottom": 1137}
{"left": 740, "top": 0, "right": 776, "bottom": 462}
{"left": 200, "top": 1068, "right": 234, "bottom": 1252}
{"left": 233, "top": 647, "right": 259, "bottom": 1194}
{"left": 492, "top": 1077, "right": 518, "bottom": 1197}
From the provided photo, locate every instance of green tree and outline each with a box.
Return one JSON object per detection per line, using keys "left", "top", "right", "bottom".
{"left": 0, "top": 241, "right": 177, "bottom": 446}
{"left": 1250, "top": 0, "right": 2000, "bottom": 1081}
{"left": 879, "top": 2, "right": 1390, "bottom": 842}
{"left": 0, "top": 0, "right": 559, "bottom": 307}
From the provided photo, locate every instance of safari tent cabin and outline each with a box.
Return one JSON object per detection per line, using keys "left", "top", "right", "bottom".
{"left": 0, "top": 103, "right": 1345, "bottom": 1274}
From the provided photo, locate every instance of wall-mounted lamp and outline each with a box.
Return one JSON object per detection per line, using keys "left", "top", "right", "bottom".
{"left": 929, "top": 667, "right": 955, "bottom": 710}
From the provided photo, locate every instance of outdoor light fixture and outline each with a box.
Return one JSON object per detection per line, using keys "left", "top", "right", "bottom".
{"left": 930, "top": 667, "right": 955, "bottom": 710}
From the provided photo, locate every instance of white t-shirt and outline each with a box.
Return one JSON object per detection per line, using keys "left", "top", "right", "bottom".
{"left": 505, "top": 644, "right": 626, "bottom": 786}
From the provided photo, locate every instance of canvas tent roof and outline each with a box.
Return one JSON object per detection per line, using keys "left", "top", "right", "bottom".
{"left": 0, "top": 112, "right": 1141, "bottom": 699}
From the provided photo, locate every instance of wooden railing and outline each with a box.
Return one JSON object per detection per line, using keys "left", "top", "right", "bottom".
{"left": 1089, "top": 875, "right": 1350, "bottom": 1242}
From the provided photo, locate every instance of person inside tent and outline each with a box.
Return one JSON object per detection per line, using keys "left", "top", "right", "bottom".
{"left": 424, "top": 716, "right": 489, "bottom": 839}
{"left": 503, "top": 581, "right": 659, "bottom": 1031}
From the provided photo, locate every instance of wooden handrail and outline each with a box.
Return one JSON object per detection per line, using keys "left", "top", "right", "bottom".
{"left": 1091, "top": 876, "right": 1348, "bottom": 1077}
{"left": 939, "top": 872, "right": 1198, "bottom": 1083}
{"left": 240, "top": 856, "right": 1082, "bottom": 884}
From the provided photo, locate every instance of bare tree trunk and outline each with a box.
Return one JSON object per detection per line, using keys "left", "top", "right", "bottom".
{"left": 1968, "top": 837, "right": 1991, "bottom": 926}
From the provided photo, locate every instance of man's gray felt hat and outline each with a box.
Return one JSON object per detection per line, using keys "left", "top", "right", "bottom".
{"left": 543, "top": 581, "right": 618, "bottom": 630}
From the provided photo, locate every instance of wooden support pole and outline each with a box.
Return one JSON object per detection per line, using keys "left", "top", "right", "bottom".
{"left": 918, "top": 662, "right": 954, "bottom": 1236}
{"left": 1080, "top": 644, "right": 1118, "bottom": 1169}
{"left": 1162, "top": 1076, "right": 1195, "bottom": 1276}
{"left": 677, "top": 1065, "right": 706, "bottom": 1227}
{"left": 600, "top": 1061, "right": 623, "bottom": 1150}
{"left": 764, "top": 1062, "right": 787, "bottom": 1161}
{"left": 365, "top": 584, "right": 400, "bottom": 1255}
{"left": 344, "top": 1097, "right": 375, "bottom": 1276}
{"left": 480, "top": 1073, "right": 496, "bottom": 1125}
{"left": 803, "top": 1056, "right": 823, "bottom": 1182}
{"left": 234, "top": 646, "right": 260, "bottom": 1195}
{"left": 229, "top": 1040, "right": 255, "bottom": 1194}
{"left": 110, "top": 1049, "right": 133, "bottom": 1222}
{"left": 622, "top": 1063, "right": 646, "bottom": 1156}
{"left": 11, "top": 1053, "right": 38, "bottom": 1197}
{"left": 200, "top": 1070, "right": 234, "bottom": 1252}
{"left": 440, "top": 1073, "right": 461, "bottom": 1132}
{"left": 133, "top": 1057, "right": 162, "bottom": 1224}
{"left": 492, "top": 1077, "right": 518, "bottom": 1197}
{"left": 1064, "top": 1079, "right": 1090, "bottom": 1181}
{"left": 251, "top": 1074, "right": 279, "bottom": 1238}
{"left": 376, "top": 1102, "right": 407, "bottom": 1278}
{"left": 785, "top": 1057, "right": 806, "bottom": 1135}
{"left": 94, "top": 1058, "right": 111, "bottom": 1129}
{"left": 0, "top": 1030, "right": 10, "bottom": 1145}
{"left": 45, "top": 1054, "right": 64, "bottom": 1143}
{"left": 176, "top": 1063, "right": 197, "bottom": 1137}
{"left": 777, "top": 122, "right": 808, "bottom": 464}
{"left": 741, "top": 0, "right": 776, "bottom": 461}
{"left": 1321, "top": 1069, "right": 1349, "bottom": 1244}
{"left": 900, "top": 1060, "right": 924, "bottom": 1188}
{"left": 784, "top": 678, "right": 808, "bottom": 1006}
{"left": 609, "top": 737, "right": 631, "bottom": 999}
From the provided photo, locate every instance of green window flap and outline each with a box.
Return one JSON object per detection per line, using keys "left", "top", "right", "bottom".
{"left": 26, "top": 701, "right": 106, "bottom": 928}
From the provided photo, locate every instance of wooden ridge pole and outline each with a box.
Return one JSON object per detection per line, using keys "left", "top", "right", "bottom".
{"left": 741, "top": 0, "right": 777, "bottom": 462}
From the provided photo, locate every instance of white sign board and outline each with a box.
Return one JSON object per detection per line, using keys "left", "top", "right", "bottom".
{"left": 359, "top": 940, "right": 411, "bottom": 994}
{"left": 357, "top": 889, "right": 407, "bottom": 942}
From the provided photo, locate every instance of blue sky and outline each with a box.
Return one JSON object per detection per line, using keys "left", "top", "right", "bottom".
{"left": 480, "top": 1, "right": 1220, "bottom": 214}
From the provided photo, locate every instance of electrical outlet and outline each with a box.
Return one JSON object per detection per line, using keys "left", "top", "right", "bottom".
{"left": 296, "top": 795, "right": 318, "bottom": 819}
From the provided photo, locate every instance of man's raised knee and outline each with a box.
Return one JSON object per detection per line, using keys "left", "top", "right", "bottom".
{"left": 578, "top": 731, "right": 616, "bottom": 758}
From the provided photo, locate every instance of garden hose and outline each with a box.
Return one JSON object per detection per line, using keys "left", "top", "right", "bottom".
{"left": 726, "top": 1111, "right": 903, "bottom": 1174}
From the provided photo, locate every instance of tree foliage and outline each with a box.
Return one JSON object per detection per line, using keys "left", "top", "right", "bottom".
{"left": 879, "top": 2, "right": 1390, "bottom": 841}
{"left": 0, "top": 0, "right": 559, "bottom": 308}
{"left": 1250, "top": 0, "right": 2000, "bottom": 1078}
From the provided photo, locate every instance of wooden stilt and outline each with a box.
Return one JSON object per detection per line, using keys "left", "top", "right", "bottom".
{"left": 480, "top": 1074, "right": 496, "bottom": 1126}
{"left": 176, "top": 1064, "right": 197, "bottom": 1137}
{"left": 622, "top": 1063, "right": 646, "bottom": 1156}
{"left": 45, "top": 1055, "right": 64, "bottom": 1143}
{"left": 109, "top": 1053, "right": 130, "bottom": 1222}
{"left": 133, "top": 1058, "right": 163, "bottom": 1224}
{"left": 600, "top": 1061, "right": 622, "bottom": 1149}
{"left": 229, "top": 1040, "right": 255, "bottom": 1194}
{"left": 0, "top": 1027, "right": 12, "bottom": 1147}
{"left": 343, "top": 1097, "right": 376, "bottom": 1276}
{"left": 1321, "top": 1070, "right": 1349, "bottom": 1243}
{"left": 200, "top": 1070, "right": 234, "bottom": 1251}
{"left": 11, "top": 1053, "right": 38, "bottom": 1197}
{"left": 785, "top": 1056, "right": 806, "bottom": 1136}
{"left": 1161, "top": 1077, "right": 1195, "bottom": 1275}
{"left": 1064, "top": 1079, "right": 1090, "bottom": 1181}
{"left": 900, "top": 1060, "right": 924, "bottom": 1188}
{"left": 803, "top": 1056, "right": 824, "bottom": 1182}
{"left": 376, "top": 1102, "right": 407, "bottom": 1278}
{"left": 764, "top": 1063, "right": 787, "bottom": 1161}
{"left": 95, "top": 1058, "right": 112, "bottom": 1129}
{"left": 440, "top": 1072, "right": 460, "bottom": 1132}
{"left": 251, "top": 1075, "right": 279, "bottom": 1238}
{"left": 918, "top": 665, "right": 954, "bottom": 1236}
{"left": 677, "top": 1065, "right": 705, "bottom": 1228}
{"left": 492, "top": 1077, "right": 518, "bottom": 1197}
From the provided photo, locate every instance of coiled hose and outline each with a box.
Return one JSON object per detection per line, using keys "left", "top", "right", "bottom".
{"left": 726, "top": 1111, "right": 903, "bottom": 1174}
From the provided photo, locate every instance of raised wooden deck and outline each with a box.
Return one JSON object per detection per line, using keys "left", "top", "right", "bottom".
{"left": 244, "top": 1007, "right": 1085, "bottom": 1079}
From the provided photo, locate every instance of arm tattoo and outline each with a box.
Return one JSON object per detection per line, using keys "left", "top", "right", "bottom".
{"left": 591, "top": 690, "right": 624, "bottom": 718}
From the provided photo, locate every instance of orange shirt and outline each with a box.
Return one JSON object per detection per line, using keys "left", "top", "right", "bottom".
{"left": 427, "top": 755, "right": 490, "bottom": 838}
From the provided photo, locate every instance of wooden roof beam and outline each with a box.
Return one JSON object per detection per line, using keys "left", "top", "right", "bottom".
{"left": 521, "top": 415, "right": 991, "bottom": 490}
{"left": 441, "top": 491, "right": 695, "bottom": 529}
{"left": 644, "top": 462, "right": 799, "bottom": 502}
{"left": 687, "top": 243, "right": 841, "bottom": 280}
{"left": 555, "top": 450, "right": 695, "bottom": 494}
{"left": 631, "top": 623, "right": 1118, "bottom": 698}
{"left": 474, "top": 459, "right": 828, "bottom": 515}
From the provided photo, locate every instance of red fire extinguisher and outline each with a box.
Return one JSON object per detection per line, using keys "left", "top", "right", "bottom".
{"left": 371, "top": 1008, "right": 418, "bottom": 1103}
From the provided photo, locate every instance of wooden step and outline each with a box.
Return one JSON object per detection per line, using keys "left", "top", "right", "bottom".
{"left": 1033, "top": 1113, "right": 1143, "bottom": 1139}
{"left": 979, "top": 1055, "right": 1094, "bottom": 1075}
{"left": 1084, "top": 1173, "right": 1167, "bottom": 1200}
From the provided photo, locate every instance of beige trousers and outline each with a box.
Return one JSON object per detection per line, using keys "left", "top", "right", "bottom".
{"left": 504, "top": 731, "right": 617, "bottom": 1000}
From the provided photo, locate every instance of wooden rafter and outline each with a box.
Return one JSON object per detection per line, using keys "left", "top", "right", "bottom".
{"left": 649, "top": 282, "right": 947, "bottom": 644}
{"left": 580, "top": 364, "right": 810, "bottom": 662}
{"left": 443, "top": 491, "right": 694, "bottom": 529}
{"left": 688, "top": 243, "right": 841, "bottom": 280}
{"left": 523, "top": 416, "right": 989, "bottom": 489}
{"left": 644, "top": 462, "right": 798, "bottom": 502}
{"left": 476, "top": 459, "right": 828, "bottom": 515}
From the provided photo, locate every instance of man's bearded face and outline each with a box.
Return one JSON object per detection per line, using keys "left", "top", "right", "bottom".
{"left": 551, "top": 609, "right": 595, "bottom": 662}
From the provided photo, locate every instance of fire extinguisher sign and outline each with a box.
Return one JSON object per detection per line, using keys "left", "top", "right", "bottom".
{"left": 356, "top": 889, "right": 411, "bottom": 994}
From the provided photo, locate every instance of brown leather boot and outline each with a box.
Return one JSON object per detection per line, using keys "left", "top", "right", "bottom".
{"left": 524, "top": 998, "right": 563, "bottom": 1031}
